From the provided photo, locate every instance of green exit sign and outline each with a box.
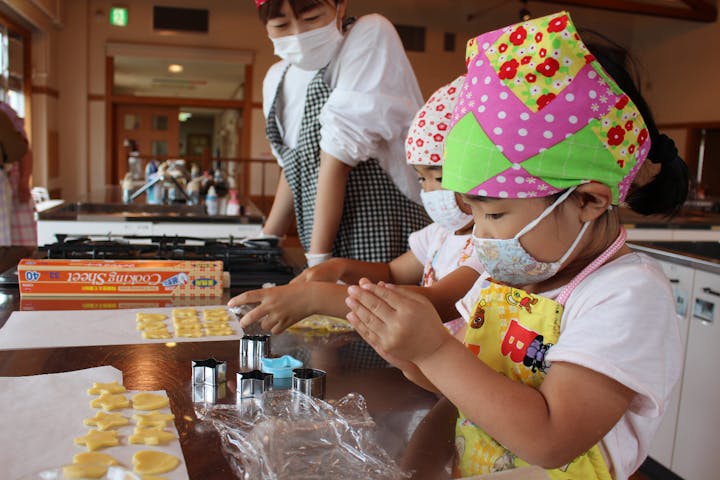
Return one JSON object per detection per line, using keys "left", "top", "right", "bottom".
{"left": 110, "top": 7, "right": 128, "bottom": 27}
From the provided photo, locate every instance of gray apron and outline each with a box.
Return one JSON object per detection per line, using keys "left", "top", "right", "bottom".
{"left": 266, "top": 67, "right": 429, "bottom": 263}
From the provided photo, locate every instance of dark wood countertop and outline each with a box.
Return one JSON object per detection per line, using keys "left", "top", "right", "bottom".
{"left": 0, "top": 247, "right": 452, "bottom": 479}
{"left": 620, "top": 207, "right": 720, "bottom": 229}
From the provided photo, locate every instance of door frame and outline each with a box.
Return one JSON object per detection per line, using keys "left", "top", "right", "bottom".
{"left": 104, "top": 43, "right": 254, "bottom": 189}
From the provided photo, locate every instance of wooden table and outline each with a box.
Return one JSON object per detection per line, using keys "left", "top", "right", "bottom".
{"left": 0, "top": 247, "right": 449, "bottom": 479}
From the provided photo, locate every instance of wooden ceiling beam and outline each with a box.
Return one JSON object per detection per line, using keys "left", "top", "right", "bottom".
{"left": 545, "top": 0, "right": 717, "bottom": 22}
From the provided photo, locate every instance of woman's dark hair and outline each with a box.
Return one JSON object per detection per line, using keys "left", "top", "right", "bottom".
{"left": 258, "top": 0, "right": 338, "bottom": 23}
{"left": 583, "top": 31, "right": 689, "bottom": 217}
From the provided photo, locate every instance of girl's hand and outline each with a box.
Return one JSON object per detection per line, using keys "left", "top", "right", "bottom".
{"left": 290, "top": 257, "right": 345, "bottom": 284}
{"left": 228, "top": 284, "right": 313, "bottom": 334}
{"left": 345, "top": 278, "right": 451, "bottom": 364}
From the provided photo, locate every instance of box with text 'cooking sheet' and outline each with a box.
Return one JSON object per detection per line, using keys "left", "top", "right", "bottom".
{"left": 17, "top": 259, "right": 224, "bottom": 297}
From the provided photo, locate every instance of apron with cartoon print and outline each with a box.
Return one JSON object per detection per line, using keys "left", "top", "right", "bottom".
{"left": 455, "top": 230, "right": 627, "bottom": 479}
{"left": 266, "top": 66, "right": 429, "bottom": 263}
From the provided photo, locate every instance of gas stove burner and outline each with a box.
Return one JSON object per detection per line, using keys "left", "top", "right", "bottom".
{"left": 34, "top": 234, "right": 295, "bottom": 288}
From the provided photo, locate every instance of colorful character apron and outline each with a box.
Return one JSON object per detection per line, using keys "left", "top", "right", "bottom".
{"left": 266, "top": 67, "right": 430, "bottom": 263}
{"left": 455, "top": 229, "right": 627, "bottom": 479}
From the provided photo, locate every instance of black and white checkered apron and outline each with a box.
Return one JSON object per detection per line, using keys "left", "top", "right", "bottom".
{"left": 266, "top": 67, "right": 430, "bottom": 263}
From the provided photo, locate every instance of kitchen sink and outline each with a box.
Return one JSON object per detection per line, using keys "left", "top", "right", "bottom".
{"left": 70, "top": 202, "right": 207, "bottom": 218}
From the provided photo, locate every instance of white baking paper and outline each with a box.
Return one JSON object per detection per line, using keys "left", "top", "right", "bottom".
{"left": 0, "top": 305, "right": 243, "bottom": 350}
{"left": 0, "top": 366, "right": 189, "bottom": 479}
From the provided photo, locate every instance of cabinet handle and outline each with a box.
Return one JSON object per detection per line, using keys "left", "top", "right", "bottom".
{"left": 703, "top": 287, "right": 720, "bottom": 298}
{"left": 668, "top": 278, "right": 679, "bottom": 284}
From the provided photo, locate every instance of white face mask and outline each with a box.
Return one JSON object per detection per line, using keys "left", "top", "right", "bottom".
{"left": 271, "top": 16, "right": 344, "bottom": 71}
{"left": 471, "top": 187, "right": 590, "bottom": 286}
{"left": 420, "top": 189, "right": 474, "bottom": 233}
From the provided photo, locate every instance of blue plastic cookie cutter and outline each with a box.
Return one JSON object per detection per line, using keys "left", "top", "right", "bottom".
{"left": 261, "top": 355, "right": 303, "bottom": 378}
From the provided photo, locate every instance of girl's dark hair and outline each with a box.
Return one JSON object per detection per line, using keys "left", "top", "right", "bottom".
{"left": 583, "top": 32, "right": 689, "bottom": 217}
{"left": 258, "top": 0, "right": 338, "bottom": 23}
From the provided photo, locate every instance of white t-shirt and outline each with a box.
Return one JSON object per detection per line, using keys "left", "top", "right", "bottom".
{"left": 456, "top": 252, "right": 683, "bottom": 480}
{"left": 262, "top": 14, "right": 424, "bottom": 202}
{"left": 408, "top": 222, "right": 482, "bottom": 286}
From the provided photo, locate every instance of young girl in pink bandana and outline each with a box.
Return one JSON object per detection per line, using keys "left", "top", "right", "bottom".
{"left": 346, "top": 12, "right": 688, "bottom": 480}
{"left": 230, "top": 77, "right": 482, "bottom": 334}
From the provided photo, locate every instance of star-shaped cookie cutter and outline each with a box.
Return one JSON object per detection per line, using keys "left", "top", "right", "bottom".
{"left": 192, "top": 358, "right": 227, "bottom": 387}
{"left": 237, "top": 370, "right": 273, "bottom": 398}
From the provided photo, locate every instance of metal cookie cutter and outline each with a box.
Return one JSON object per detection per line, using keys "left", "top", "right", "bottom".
{"left": 192, "top": 382, "right": 227, "bottom": 403}
{"left": 237, "top": 370, "right": 273, "bottom": 399}
{"left": 292, "top": 368, "right": 326, "bottom": 400}
{"left": 192, "top": 358, "right": 227, "bottom": 386}
{"left": 239, "top": 334, "right": 271, "bottom": 371}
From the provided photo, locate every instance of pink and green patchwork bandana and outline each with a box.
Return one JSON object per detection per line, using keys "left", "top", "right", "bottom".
{"left": 442, "top": 11, "right": 650, "bottom": 203}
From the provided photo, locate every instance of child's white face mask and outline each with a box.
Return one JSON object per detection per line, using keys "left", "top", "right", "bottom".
{"left": 271, "top": 15, "right": 343, "bottom": 71}
{"left": 471, "top": 187, "right": 590, "bottom": 286}
{"left": 420, "top": 189, "right": 473, "bottom": 233}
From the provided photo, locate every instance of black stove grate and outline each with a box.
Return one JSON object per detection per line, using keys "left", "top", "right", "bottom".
{"left": 33, "top": 235, "right": 296, "bottom": 288}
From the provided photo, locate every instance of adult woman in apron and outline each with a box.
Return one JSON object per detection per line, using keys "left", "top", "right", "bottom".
{"left": 255, "top": 0, "right": 429, "bottom": 266}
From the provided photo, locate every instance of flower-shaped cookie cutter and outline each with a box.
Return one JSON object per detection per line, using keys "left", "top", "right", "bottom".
{"left": 192, "top": 358, "right": 227, "bottom": 387}
{"left": 237, "top": 370, "right": 273, "bottom": 398}
{"left": 240, "top": 334, "right": 271, "bottom": 371}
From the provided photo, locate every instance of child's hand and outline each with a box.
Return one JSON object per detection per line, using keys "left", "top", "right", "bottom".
{"left": 228, "top": 284, "right": 313, "bottom": 334}
{"left": 291, "top": 258, "right": 344, "bottom": 284}
{"left": 345, "top": 278, "right": 451, "bottom": 364}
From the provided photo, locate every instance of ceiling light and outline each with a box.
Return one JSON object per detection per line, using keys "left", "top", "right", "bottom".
{"left": 168, "top": 64, "right": 184, "bottom": 74}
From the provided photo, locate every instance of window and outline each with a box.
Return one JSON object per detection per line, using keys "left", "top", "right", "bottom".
{"left": 0, "top": 22, "right": 26, "bottom": 116}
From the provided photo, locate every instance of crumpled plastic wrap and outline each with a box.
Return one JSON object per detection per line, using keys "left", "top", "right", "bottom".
{"left": 195, "top": 390, "right": 410, "bottom": 480}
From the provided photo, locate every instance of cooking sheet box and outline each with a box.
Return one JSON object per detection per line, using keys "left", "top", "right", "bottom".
{"left": 17, "top": 259, "right": 223, "bottom": 297}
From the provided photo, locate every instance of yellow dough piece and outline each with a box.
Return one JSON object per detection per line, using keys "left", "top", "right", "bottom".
{"left": 129, "top": 427, "right": 176, "bottom": 445}
{"left": 137, "top": 320, "right": 168, "bottom": 331}
{"left": 84, "top": 411, "right": 130, "bottom": 431}
{"left": 142, "top": 476, "right": 168, "bottom": 480}
{"left": 132, "top": 392, "right": 170, "bottom": 411}
{"left": 73, "top": 451, "right": 120, "bottom": 466}
{"left": 290, "top": 314, "right": 355, "bottom": 333}
{"left": 203, "top": 309, "right": 229, "bottom": 319}
{"left": 132, "top": 450, "right": 180, "bottom": 475}
{"left": 74, "top": 429, "right": 120, "bottom": 451}
{"left": 203, "top": 327, "right": 234, "bottom": 336}
{"left": 142, "top": 329, "right": 172, "bottom": 340}
{"left": 62, "top": 463, "right": 108, "bottom": 479}
{"left": 176, "top": 330, "right": 204, "bottom": 338}
{"left": 133, "top": 412, "right": 175, "bottom": 428}
{"left": 87, "top": 381, "right": 127, "bottom": 395}
{"left": 136, "top": 313, "right": 167, "bottom": 321}
{"left": 90, "top": 393, "right": 130, "bottom": 411}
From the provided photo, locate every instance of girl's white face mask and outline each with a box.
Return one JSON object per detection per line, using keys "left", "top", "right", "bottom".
{"left": 271, "top": 16, "right": 343, "bottom": 71}
{"left": 420, "top": 189, "right": 474, "bottom": 233}
{"left": 471, "top": 187, "right": 590, "bottom": 286}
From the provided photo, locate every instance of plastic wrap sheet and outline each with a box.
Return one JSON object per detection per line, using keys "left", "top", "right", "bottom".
{"left": 196, "top": 390, "right": 410, "bottom": 480}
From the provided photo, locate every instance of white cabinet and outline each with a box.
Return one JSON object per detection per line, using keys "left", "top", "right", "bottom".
{"left": 647, "top": 261, "right": 694, "bottom": 469}
{"left": 672, "top": 269, "right": 720, "bottom": 479}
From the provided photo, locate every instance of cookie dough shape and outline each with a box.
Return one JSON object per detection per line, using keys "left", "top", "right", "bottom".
{"left": 132, "top": 392, "right": 170, "bottom": 410}
{"left": 133, "top": 412, "right": 175, "bottom": 428}
{"left": 129, "top": 427, "right": 176, "bottom": 445}
{"left": 90, "top": 393, "right": 130, "bottom": 411}
{"left": 132, "top": 450, "right": 180, "bottom": 475}
{"left": 87, "top": 381, "right": 127, "bottom": 395}
{"left": 142, "top": 328, "right": 172, "bottom": 339}
{"left": 84, "top": 411, "right": 130, "bottom": 431}
{"left": 73, "top": 451, "right": 119, "bottom": 466}
{"left": 62, "top": 463, "right": 108, "bottom": 479}
{"left": 74, "top": 429, "right": 120, "bottom": 451}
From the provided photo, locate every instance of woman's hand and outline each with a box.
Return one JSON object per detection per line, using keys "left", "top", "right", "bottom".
{"left": 345, "top": 278, "right": 451, "bottom": 364}
{"left": 228, "top": 284, "right": 315, "bottom": 334}
{"left": 291, "top": 257, "right": 345, "bottom": 284}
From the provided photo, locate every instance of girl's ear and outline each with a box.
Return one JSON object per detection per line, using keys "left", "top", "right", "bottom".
{"left": 575, "top": 182, "right": 613, "bottom": 222}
